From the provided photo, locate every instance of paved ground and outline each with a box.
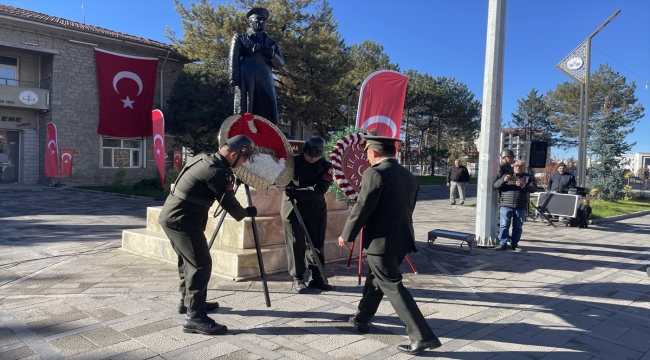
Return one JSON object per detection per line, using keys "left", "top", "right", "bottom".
{"left": 1, "top": 185, "right": 649, "bottom": 360}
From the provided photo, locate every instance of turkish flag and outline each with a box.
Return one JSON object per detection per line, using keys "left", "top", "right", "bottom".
{"left": 44, "top": 122, "right": 59, "bottom": 178}
{"left": 173, "top": 150, "right": 182, "bottom": 171}
{"left": 355, "top": 70, "right": 408, "bottom": 138}
{"left": 95, "top": 48, "right": 158, "bottom": 137}
{"left": 61, "top": 149, "right": 74, "bottom": 177}
{"left": 152, "top": 110, "right": 166, "bottom": 187}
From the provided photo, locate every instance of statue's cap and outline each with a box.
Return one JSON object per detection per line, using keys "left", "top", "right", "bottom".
{"left": 363, "top": 135, "right": 402, "bottom": 150}
{"left": 247, "top": 8, "right": 269, "bottom": 19}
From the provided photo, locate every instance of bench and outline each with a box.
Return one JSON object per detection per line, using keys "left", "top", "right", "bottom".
{"left": 427, "top": 229, "right": 477, "bottom": 255}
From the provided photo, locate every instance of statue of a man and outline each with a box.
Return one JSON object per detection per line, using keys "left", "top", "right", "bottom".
{"left": 229, "top": 8, "right": 284, "bottom": 124}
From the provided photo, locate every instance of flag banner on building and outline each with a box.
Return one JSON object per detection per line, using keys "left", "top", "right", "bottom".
{"left": 173, "top": 150, "right": 182, "bottom": 171}
{"left": 95, "top": 48, "right": 158, "bottom": 137}
{"left": 152, "top": 110, "right": 166, "bottom": 187}
{"left": 61, "top": 149, "right": 74, "bottom": 177}
{"left": 355, "top": 70, "right": 408, "bottom": 139}
{"left": 44, "top": 122, "right": 59, "bottom": 178}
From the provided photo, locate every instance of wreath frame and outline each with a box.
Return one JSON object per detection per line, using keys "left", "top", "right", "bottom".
{"left": 218, "top": 113, "right": 294, "bottom": 190}
{"left": 329, "top": 132, "right": 367, "bottom": 201}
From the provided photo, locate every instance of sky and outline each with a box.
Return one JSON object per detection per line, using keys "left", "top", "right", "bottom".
{"left": 2, "top": 0, "right": 648, "bottom": 158}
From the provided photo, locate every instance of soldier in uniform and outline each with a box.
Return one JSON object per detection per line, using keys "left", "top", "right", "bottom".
{"left": 158, "top": 135, "right": 258, "bottom": 335}
{"left": 498, "top": 149, "right": 515, "bottom": 178}
{"left": 338, "top": 135, "right": 441, "bottom": 355}
{"left": 228, "top": 7, "right": 284, "bottom": 124}
{"left": 282, "top": 137, "right": 334, "bottom": 293}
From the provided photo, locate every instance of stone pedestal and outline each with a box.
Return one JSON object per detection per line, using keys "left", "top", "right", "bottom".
{"left": 121, "top": 188, "right": 352, "bottom": 281}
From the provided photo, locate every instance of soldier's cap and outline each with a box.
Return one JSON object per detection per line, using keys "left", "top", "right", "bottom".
{"left": 247, "top": 7, "right": 269, "bottom": 19}
{"left": 363, "top": 135, "right": 402, "bottom": 150}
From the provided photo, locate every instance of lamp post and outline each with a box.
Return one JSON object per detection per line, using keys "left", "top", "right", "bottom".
{"left": 346, "top": 82, "right": 362, "bottom": 127}
{"left": 556, "top": 10, "right": 620, "bottom": 187}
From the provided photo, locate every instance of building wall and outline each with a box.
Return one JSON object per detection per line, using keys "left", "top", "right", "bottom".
{"left": 0, "top": 21, "right": 185, "bottom": 185}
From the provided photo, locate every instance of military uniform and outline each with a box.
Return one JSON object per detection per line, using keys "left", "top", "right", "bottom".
{"left": 158, "top": 152, "right": 249, "bottom": 313}
{"left": 340, "top": 156, "right": 435, "bottom": 342}
{"left": 281, "top": 153, "right": 333, "bottom": 283}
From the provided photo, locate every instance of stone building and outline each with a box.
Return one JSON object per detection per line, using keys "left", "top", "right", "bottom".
{"left": 0, "top": 5, "right": 187, "bottom": 185}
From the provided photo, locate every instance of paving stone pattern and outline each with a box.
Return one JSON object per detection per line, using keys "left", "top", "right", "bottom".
{"left": 1, "top": 185, "right": 649, "bottom": 359}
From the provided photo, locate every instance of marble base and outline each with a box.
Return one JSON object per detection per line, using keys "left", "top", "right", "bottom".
{"left": 122, "top": 188, "right": 354, "bottom": 281}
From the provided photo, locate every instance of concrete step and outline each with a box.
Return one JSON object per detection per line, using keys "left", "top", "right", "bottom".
{"left": 145, "top": 207, "right": 350, "bottom": 249}
{"left": 122, "top": 229, "right": 357, "bottom": 281}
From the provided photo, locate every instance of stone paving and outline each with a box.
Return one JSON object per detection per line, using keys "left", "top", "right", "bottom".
{"left": 0, "top": 185, "right": 649, "bottom": 360}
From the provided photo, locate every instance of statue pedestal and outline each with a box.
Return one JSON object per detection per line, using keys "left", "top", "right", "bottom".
{"left": 121, "top": 188, "right": 352, "bottom": 281}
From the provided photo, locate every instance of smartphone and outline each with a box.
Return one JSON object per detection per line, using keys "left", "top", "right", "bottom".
{"left": 510, "top": 175, "right": 519, "bottom": 182}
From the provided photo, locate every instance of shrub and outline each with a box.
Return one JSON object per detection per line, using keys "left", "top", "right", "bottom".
{"left": 111, "top": 165, "right": 128, "bottom": 187}
{"left": 133, "top": 177, "right": 162, "bottom": 190}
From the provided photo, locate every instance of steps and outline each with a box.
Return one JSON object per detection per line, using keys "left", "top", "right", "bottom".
{"left": 121, "top": 188, "right": 354, "bottom": 281}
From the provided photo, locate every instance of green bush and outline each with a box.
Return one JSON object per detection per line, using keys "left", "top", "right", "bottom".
{"left": 133, "top": 177, "right": 162, "bottom": 190}
{"left": 111, "top": 165, "right": 128, "bottom": 187}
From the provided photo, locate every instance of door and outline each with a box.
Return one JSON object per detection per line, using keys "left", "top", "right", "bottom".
{"left": 0, "top": 130, "right": 19, "bottom": 183}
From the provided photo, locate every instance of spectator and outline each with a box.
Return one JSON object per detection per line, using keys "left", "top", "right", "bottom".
{"left": 548, "top": 162, "right": 576, "bottom": 193}
{"left": 447, "top": 159, "right": 470, "bottom": 205}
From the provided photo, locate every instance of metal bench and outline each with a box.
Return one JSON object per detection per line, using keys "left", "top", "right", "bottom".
{"left": 427, "top": 229, "right": 477, "bottom": 255}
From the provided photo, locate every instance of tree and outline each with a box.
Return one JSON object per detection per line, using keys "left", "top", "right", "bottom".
{"left": 166, "top": 60, "right": 232, "bottom": 154}
{"left": 587, "top": 101, "right": 634, "bottom": 201}
{"left": 546, "top": 64, "right": 644, "bottom": 149}
{"left": 509, "top": 88, "right": 555, "bottom": 144}
{"left": 165, "top": 0, "right": 353, "bottom": 139}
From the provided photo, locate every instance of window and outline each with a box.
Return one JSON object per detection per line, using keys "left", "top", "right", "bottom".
{"left": 101, "top": 137, "right": 144, "bottom": 168}
{"left": 0, "top": 56, "right": 18, "bottom": 86}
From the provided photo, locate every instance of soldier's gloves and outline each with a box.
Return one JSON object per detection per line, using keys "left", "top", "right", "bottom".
{"left": 284, "top": 187, "right": 298, "bottom": 200}
{"left": 246, "top": 206, "right": 257, "bottom": 217}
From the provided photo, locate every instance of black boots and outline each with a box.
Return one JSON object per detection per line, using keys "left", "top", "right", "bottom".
{"left": 183, "top": 310, "right": 227, "bottom": 335}
{"left": 177, "top": 299, "right": 219, "bottom": 314}
{"left": 294, "top": 278, "right": 308, "bottom": 294}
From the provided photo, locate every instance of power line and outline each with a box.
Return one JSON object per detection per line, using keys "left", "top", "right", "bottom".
{"left": 593, "top": 45, "right": 649, "bottom": 90}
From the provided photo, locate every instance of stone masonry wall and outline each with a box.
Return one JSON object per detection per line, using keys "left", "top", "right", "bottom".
{"left": 0, "top": 21, "right": 185, "bottom": 185}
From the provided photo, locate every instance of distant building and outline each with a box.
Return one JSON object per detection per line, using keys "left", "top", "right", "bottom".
{"left": 499, "top": 128, "right": 550, "bottom": 166}
{"left": 0, "top": 5, "right": 188, "bottom": 185}
{"left": 621, "top": 152, "right": 650, "bottom": 175}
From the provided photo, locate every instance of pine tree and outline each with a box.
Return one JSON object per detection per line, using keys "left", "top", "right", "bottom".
{"left": 587, "top": 101, "right": 634, "bottom": 201}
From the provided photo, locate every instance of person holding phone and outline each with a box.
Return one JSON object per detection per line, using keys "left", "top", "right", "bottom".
{"left": 493, "top": 160, "right": 537, "bottom": 251}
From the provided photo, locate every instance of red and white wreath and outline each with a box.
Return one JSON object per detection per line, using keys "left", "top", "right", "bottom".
{"left": 329, "top": 132, "right": 367, "bottom": 201}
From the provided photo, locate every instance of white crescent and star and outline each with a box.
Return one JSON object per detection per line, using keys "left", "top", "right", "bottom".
{"left": 62, "top": 153, "right": 72, "bottom": 163}
{"left": 362, "top": 115, "right": 398, "bottom": 138}
{"left": 174, "top": 153, "right": 181, "bottom": 161}
{"left": 154, "top": 134, "right": 164, "bottom": 147}
{"left": 113, "top": 71, "right": 143, "bottom": 109}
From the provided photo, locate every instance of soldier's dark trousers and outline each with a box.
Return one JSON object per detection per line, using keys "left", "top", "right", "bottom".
{"left": 283, "top": 207, "right": 326, "bottom": 280}
{"left": 357, "top": 254, "right": 435, "bottom": 341}
{"left": 162, "top": 226, "right": 212, "bottom": 312}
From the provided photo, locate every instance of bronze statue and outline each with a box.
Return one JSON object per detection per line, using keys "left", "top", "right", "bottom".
{"left": 229, "top": 8, "right": 284, "bottom": 124}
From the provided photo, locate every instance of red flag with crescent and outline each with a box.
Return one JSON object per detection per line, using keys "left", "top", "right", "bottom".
{"left": 173, "top": 150, "right": 182, "bottom": 171}
{"left": 152, "top": 110, "right": 166, "bottom": 187}
{"left": 61, "top": 149, "right": 74, "bottom": 177}
{"left": 44, "top": 122, "right": 59, "bottom": 178}
{"left": 95, "top": 48, "right": 158, "bottom": 137}
{"left": 355, "top": 70, "right": 408, "bottom": 139}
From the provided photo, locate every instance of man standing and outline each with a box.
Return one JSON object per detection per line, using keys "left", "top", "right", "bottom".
{"left": 282, "top": 137, "right": 334, "bottom": 293}
{"left": 158, "top": 135, "right": 258, "bottom": 335}
{"left": 338, "top": 135, "right": 441, "bottom": 355}
{"left": 498, "top": 149, "right": 515, "bottom": 178}
{"left": 447, "top": 159, "right": 470, "bottom": 205}
{"left": 228, "top": 8, "right": 284, "bottom": 124}
{"left": 548, "top": 162, "right": 576, "bottom": 193}
{"left": 493, "top": 160, "right": 537, "bottom": 251}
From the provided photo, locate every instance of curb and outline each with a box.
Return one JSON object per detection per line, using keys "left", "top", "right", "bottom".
{"left": 66, "top": 187, "right": 164, "bottom": 201}
{"left": 590, "top": 209, "right": 650, "bottom": 224}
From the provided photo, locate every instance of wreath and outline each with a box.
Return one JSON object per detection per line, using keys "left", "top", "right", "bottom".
{"left": 218, "top": 113, "right": 294, "bottom": 190}
{"left": 329, "top": 132, "right": 367, "bottom": 201}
